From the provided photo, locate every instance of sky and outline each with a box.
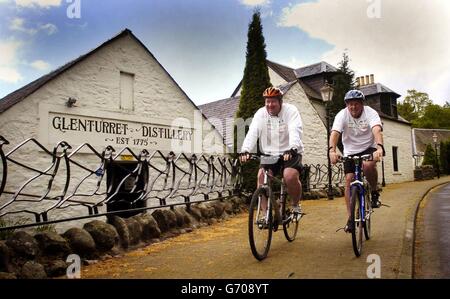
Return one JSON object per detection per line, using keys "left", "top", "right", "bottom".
{"left": 0, "top": 0, "right": 449, "bottom": 106}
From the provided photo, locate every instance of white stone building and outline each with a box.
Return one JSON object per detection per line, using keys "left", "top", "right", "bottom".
{"left": 0, "top": 29, "right": 226, "bottom": 231}
{"left": 200, "top": 60, "right": 415, "bottom": 185}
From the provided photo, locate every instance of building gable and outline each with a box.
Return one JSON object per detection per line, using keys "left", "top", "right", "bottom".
{"left": 0, "top": 29, "right": 224, "bottom": 153}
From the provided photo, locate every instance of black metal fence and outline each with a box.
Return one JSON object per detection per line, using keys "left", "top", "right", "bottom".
{"left": 0, "top": 135, "right": 344, "bottom": 231}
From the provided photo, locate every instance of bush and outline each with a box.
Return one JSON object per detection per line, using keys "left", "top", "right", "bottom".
{"left": 422, "top": 144, "right": 437, "bottom": 166}
{"left": 440, "top": 140, "right": 450, "bottom": 174}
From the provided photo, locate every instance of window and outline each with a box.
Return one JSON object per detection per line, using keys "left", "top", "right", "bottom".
{"left": 392, "top": 146, "right": 399, "bottom": 172}
{"left": 380, "top": 94, "right": 391, "bottom": 116}
{"left": 380, "top": 95, "right": 398, "bottom": 118}
{"left": 120, "top": 72, "right": 134, "bottom": 110}
{"left": 391, "top": 98, "right": 398, "bottom": 118}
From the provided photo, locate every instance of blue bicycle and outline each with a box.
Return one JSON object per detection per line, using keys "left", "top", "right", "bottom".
{"left": 341, "top": 154, "right": 374, "bottom": 257}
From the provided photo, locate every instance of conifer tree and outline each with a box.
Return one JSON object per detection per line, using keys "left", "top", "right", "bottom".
{"left": 422, "top": 144, "right": 437, "bottom": 166}
{"left": 330, "top": 52, "right": 355, "bottom": 120}
{"left": 235, "top": 10, "right": 271, "bottom": 192}
{"left": 329, "top": 52, "right": 355, "bottom": 152}
{"left": 236, "top": 10, "right": 271, "bottom": 120}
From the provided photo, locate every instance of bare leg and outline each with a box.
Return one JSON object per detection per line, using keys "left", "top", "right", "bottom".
{"left": 283, "top": 168, "right": 302, "bottom": 207}
{"left": 257, "top": 168, "right": 272, "bottom": 211}
{"left": 345, "top": 173, "right": 354, "bottom": 218}
{"left": 363, "top": 161, "right": 378, "bottom": 192}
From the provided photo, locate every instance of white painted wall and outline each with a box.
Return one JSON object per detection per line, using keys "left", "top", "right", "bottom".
{"left": 283, "top": 83, "right": 328, "bottom": 166}
{"left": 268, "top": 68, "right": 288, "bottom": 87}
{"left": 378, "top": 119, "right": 414, "bottom": 184}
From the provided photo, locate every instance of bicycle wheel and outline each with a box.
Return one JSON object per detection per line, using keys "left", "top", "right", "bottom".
{"left": 363, "top": 184, "right": 372, "bottom": 240}
{"left": 248, "top": 186, "right": 273, "bottom": 261}
{"left": 283, "top": 195, "right": 299, "bottom": 242}
{"left": 350, "top": 187, "right": 363, "bottom": 257}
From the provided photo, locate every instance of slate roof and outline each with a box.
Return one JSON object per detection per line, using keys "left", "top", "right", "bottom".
{"left": 294, "top": 61, "right": 338, "bottom": 78}
{"left": 231, "top": 60, "right": 297, "bottom": 97}
{"left": 359, "top": 83, "right": 401, "bottom": 98}
{"left": 412, "top": 128, "right": 450, "bottom": 156}
{"left": 297, "top": 80, "right": 322, "bottom": 100}
{"left": 266, "top": 60, "right": 297, "bottom": 82}
{"left": 199, "top": 97, "right": 239, "bottom": 147}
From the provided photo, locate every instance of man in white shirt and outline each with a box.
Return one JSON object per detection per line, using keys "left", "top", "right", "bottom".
{"left": 239, "top": 86, "right": 304, "bottom": 218}
{"left": 329, "top": 90, "right": 385, "bottom": 233}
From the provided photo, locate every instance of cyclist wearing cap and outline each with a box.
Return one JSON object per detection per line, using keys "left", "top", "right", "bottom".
{"left": 329, "top": 89, "right": 384, "bottom": 232}
{"left": 239, "top": 86, "right": 304, "bottom": 217}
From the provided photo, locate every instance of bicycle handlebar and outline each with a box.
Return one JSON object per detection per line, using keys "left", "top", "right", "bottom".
{"left": 338, "top": 153, "right": 374, "bottom": 163}
{"left": 248, "top": 154, "right": 283, "bottom": 160}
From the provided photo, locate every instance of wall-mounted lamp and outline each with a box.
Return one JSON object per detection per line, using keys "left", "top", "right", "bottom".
{"left": 66, "top": 97, "right": 77, "bottom": 107}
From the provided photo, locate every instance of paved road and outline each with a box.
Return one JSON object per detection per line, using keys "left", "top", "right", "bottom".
{"left": 414, "top": 182, "right": 450, "bottom": 278}
{"left": 80, "top": 177, "right": 450, "bottom": 279}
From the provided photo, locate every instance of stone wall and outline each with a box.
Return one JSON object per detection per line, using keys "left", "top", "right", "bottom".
{"left": 0, "top": 197, "right": 247, "bottom": 279}
{"left": 414, "top": 165, "right": 436, "bottom": 181}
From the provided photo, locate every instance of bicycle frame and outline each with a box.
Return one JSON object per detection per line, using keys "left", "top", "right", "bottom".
{"left": 350, "top": 158, "right": 367, "bottom": 225}
{"left": 257, "top": 166, "right": 286, "bottom": 225}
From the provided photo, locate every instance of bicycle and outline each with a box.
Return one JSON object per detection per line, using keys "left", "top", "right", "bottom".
{"left": 247, "top": 155, "right": 303, "bottom": 261}
{"left": 340, "top": 154, "right": 374, "bottom": 257}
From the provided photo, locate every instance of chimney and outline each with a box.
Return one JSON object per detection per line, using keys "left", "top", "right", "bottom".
{"left": 365, "top": 75, "right": 370, "bottom": 85}
{"left": 356, "top": 77, "right": 360, "bottom": 87}
{"left": 370, "top": 74, "right": 374, "bottom": 84}
{"left": 360, "top": 76, "right": 365, "bottom": 86}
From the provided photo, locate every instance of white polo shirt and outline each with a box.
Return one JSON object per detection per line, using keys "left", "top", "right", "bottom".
{"left": 331, "top": 106, "right": 382, "bottom": 156}
{"left": 241, "top": 103, "right": 304, "bottom": 155}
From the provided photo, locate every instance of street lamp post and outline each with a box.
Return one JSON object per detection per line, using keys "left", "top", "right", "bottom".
{"left": 432, "top": 131, "right": 440, "bottom": 179}
{"left": 320, "top": 82, "right": 334, "bottom": 200}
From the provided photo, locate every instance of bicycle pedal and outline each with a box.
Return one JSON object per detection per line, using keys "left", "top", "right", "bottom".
{"left": 272, "top": 223, "right": 279, "bottom": 232}
{"left": 336, "top": 227, "right": 345, "bottom": 233}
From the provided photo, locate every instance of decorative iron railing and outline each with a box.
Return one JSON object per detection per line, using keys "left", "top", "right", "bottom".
{"left": 0, "top": 135, "right": 343, "bottom": 231}
{"left": 305, "top": 163, "right": 345, "bottom": 191}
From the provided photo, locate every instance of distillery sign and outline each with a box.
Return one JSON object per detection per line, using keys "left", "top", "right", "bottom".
{"left": 48, "top": 113, "right": 193, "bottom": 150}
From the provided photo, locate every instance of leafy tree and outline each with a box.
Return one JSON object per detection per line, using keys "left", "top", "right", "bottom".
{"left": 397, "top": 100, "right": 417, "bottom": 123}
{"left": 413, "top": 104, "right": 450, "bottom": 129}
{"left": 234, "top": 10, "right": 271, "bottom": 193}
{"left": 397, "top": 89, "right": 432, "bottom": 122}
